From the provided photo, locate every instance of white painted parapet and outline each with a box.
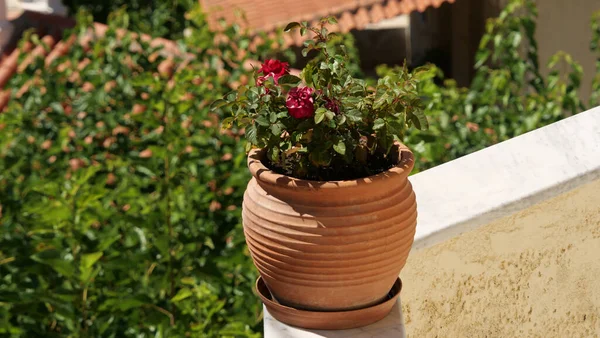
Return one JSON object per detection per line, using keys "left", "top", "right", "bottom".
{"left": 411, "top": 106, "right": 600, "bottom": 250}
{"left": 264, "top": 299, "right": 406, "bottom": 338}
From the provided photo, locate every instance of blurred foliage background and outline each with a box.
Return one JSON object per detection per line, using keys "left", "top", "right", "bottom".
{"left": 0, "top": 0, "right": 599, "bottom": 336}
{"left": 61, "top": 0, "right": 197, "bottom": 39}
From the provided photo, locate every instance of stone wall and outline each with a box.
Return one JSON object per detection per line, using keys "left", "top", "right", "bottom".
{"left": 401, "top": 179, "right": 600, "bottom": 337}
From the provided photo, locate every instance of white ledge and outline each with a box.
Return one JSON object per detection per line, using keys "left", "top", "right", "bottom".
{"left": 264, "top": 299, "right": 406, "bottom": 338}
{"left": 410, "top": 105, "right": 600, "bottom": 250}
{"left": 365, "top": 15, "right": 410, "bottom": 30}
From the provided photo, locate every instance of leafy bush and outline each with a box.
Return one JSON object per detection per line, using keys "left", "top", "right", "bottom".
{"left": 0, "top": 7, "right": 275, "bottom": 337}
{"left": 61, "top": 0, "right": 196, "bottom": 39}
{"left": 380, "top": 0, "right": 600, "bottom": 172}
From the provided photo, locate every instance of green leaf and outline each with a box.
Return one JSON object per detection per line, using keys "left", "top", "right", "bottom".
{"left": 171, "top": 288, "right": 193, "bottom": 302}
{"left": 314, "top": 107, "right": 327, "bottom": 124}
{"left": 181, "top": 277, "right": 196, "bottom": 285}
{"left": 255, "top": 115, "right": 270, "bottom": 126}
{"left": 302, "top": 63, "right": 315, "bottom": 86}
{"left": 119, "top": 299, "right": 145, "bottom": 311}
{"left": 277, "top": 75, "right": 302, "bottom": 85}
{"left": 303, "top": 39, "right": 315, "bottom": 47}
{"left": 512, "top": 32, "right": 522, "bottom": 47}
{"left": 221, "top": 116, "right": 234, "bottom": 128}
{"left": 98, "top": 298, "right": 145, "bottom": 312}
{"left": 246, "top": 88, "right": 258, "bottom": 102}
{"left": 300, "top": 26, "right": 307, "bottom": 36}
{"left": 269, "top": 147, "right": 280, "bottom": 162}
{"left": 210, "top": 99, "right": 227, "bottom": 110}
{"left": 136, "top": 166, "right": 156, "bottom": 177}
{"left": 327, "top": 17, "right": 338, "bottom": 24}
{"left": 226, "top": 91, "right": 237, "bottom": 101}
{"left": 309, "top": 151, "right": 331, "bottom": 166}
{"left": 154, "top": 236, "right": 170, "bottom": 257}
{"left": 30, "top": 251, "right": 75, "bottom": 278}
{"left": 333, "top": 141, "right": 346, "bottom": 155}
{"left": 246, "top": 124, "right": 258, "bottom": 144}
{"left": 325, "top": 110, "right": 335, "bottom": 120}
{"left": 50, "top": 102, "right": 64, "bottom": 114}
{"left": 387, "top": 120, "right": 404, "bottom": 135}
{"left": 345, "top": 109, "right": 362, "bottom": 122}
{"left": 204, "top": 237, "right": 215, "bottom": 249}
{"left": 474, "top": 50, "right": 490, "bottom": 68}
{"left": 410, "top": 111, "right": 429, "bottom": 130}
{"left": 270, "top": 122, "right": 283, "bottom": 136}
{"left": 284, "top": 22, "right": 301, "bottom": 32}
{"left": 97, "top": 234, "right": 120, "bottom": 251}
{"left": 373, "top": 94, "right": 390, "bottom": 110}
{"left": 373, "top": 118, "right": 386, "bottom": 130}
{"left": 81, "top": 252, "right": 103, "bottom": 269}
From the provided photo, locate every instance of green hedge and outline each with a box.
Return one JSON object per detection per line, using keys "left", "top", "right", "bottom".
{"left": 61, "top": 0, "right": 196, "bottom": 39}
{"left": 398, "top": 0, "right": 600, "bottom": 172}
{"left": 0, "top": 8, "right": 269, "bottom": 337}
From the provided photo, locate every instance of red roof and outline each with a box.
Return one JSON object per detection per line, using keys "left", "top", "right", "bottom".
{"left": 201, "top": 0, "right": 455, "bottom": 45}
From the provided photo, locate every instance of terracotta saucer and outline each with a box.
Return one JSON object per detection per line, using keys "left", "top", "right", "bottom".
{"left": 256, "top": 276, "right": 402, "bottom": 330}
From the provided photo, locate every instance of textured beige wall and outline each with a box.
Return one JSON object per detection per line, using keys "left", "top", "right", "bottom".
{"left": 536, "top": 0, "right": 599, "bottom": 103}
{"left": 400, "top": 179, "right": 600, "bottom": 337}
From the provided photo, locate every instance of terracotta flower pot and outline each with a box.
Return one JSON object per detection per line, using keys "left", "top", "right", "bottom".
{"left": 242, "top": 143, "right": 417, "bottom": 312}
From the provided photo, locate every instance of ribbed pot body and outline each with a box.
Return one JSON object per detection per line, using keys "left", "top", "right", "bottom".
{"left": 242, "top": 144, "right": 417, "bottom": 311}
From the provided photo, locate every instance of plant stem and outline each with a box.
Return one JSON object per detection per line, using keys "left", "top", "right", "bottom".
{"left": 81, "top": 287, "right": 88, "bottom": 333}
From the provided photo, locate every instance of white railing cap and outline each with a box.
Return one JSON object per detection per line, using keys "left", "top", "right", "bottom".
{"left": 411, "top": 105, "right": 600, "bottom": 250}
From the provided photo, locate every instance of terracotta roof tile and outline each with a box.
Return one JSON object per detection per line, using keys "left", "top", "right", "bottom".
{"left": 201, "top": 0, "right": 456, "bottom": 46}
{"left": 370, "top": 3, "right": 386, "bottom": 22}
{"left": 385, "top": 0, "right": 401, "bottom": 16}
{"left": 18, "top": 35, "right": 57, "bottom": 73}
{"left": 0, "top": 88, "right": 9, "bottom": 108}
{"left": 0, "top": 48, "right": 21, "bottom": 88}
{"left": 355, "top": 7, "right": 370, "bottom": 30}
{"left": 45, "top": 35, "right": 76, "bottom": 66}
{"left": 338, "top": 11, "right": 355, "bottom": 33}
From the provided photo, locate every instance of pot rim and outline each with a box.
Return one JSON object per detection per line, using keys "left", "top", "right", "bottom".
{"left": 247, "top": 142, "right": 414, "bottom": 190}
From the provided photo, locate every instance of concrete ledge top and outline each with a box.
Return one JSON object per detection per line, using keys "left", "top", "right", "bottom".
{"left": 410, "top": 105, "right": 600, "bottom": 250}
{"left": 263, "top": 299, "right": 406, "bottom": 338}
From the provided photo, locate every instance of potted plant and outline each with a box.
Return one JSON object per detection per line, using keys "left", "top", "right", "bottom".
{"left": 212, "top": 18, "right": 427, "bottom": 330}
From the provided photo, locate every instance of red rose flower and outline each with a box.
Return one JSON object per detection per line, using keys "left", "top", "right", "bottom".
{"left": 324, "top": 97, "right": 340, "bottom": 114}
{"left": 286, "top": 87, "right": 315, "bottom": 119}
{"left": 257, "top": 59, "right": 289, "bottom": 85}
